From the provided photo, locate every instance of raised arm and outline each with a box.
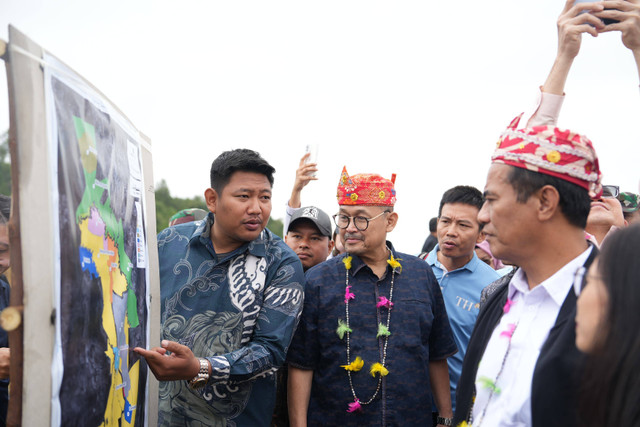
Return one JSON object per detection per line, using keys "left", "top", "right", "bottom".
{"left": 543, "top": 0, "right": 605, "bottom": 95}
{"left": 597, "top": 0, "right": 640, "bottom": 81}
{"left": 283, "top": 153, "right": 318, "bottom": 233}
{"left": 528, "top": 0, "right": 605, "bottom": 128}
{"left": 289, "top": 153, "right": 318, "bottom": 210}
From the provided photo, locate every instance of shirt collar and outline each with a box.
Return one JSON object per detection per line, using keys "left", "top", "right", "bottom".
{"left": 426, "top": 243, "right": 479, "bottom": 273}
{"left": 508, "top": 245, "right": 594, "bottom": 305}
{"left": 348, "top": 241, "right": 402, "bottom": 276}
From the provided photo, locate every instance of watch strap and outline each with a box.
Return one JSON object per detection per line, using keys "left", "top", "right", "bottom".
{"left": 188, "top": 358, "right": 210, "bottom": 389}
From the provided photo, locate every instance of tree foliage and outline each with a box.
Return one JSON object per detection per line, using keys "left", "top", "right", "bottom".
{"left": 0, "top": 130, "right": 11, "bottom": 196}
{"left": 267, "top": 217, "right": 284, "bottom": 239}
{"left": 153, "top": 179, "right": 284, "bottom": 238}
{"left": 154, "top": 179, "right": 208, "bottom": 233}
{"left": 0, "top": 136, "right": 285, "bottom": 239}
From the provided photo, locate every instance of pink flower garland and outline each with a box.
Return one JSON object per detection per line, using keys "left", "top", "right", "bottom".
{"left": 340, "top": 253, "right": 400, "bottom": 414}
{"left": 344, "top": 285, "right": 355, "bottom": 304}
{"left": 376, "top": 296, "right": 394, "bottom": 309}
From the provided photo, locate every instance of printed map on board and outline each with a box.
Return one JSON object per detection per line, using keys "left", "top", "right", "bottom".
{"left": 50, "top": 75, "right": 148, "bottom": 427}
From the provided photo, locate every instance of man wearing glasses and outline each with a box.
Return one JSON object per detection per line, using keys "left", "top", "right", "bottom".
{"left": 286, "top": 167, "right": 457, "bottom": 427}
{"left": 586, "top": 184, "right": 628, "bottom": 246}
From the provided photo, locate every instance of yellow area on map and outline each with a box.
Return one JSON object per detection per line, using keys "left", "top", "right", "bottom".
{"left": 75, "top": 120, "right": 98, "bottom": 174}
{"left": 103, "top": 357, "right": 125, "bottom": 425}
{"left": 124, "top": 360, "right": 141, "bottom": 427}
{"left": 78, "top": 216, "right": 137, "bottom": 426}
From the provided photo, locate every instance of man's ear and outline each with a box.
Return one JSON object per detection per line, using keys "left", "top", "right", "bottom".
{"left": 327, "top": 239, "right": 335, "bottom": 254}
{"left": 204, "top": 188, "right": 218, "bottom": 214}
{"left": 386, "top": 211, "right": 399, "bottom": 232}
{"left": 537, "top": 185, "right": 560, "bottom": 222}
{"left": 476, "top": 231, "right": 485, "bottom": 244}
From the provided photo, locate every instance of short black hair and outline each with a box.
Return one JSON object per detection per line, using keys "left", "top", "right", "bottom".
{"left": 209, "top": 149, "right": 275, "bottom": 193}
{"left": 428, "top": 217, "right": 438, "bottom": 232}
{"left": 0, "top": 195, "right": 10, "bottom": 224}
{"left": 507, "top": 166, "right": 590, "bottom": 228}
{"left": 438, "top": 186, "right": 484, "bottom": 217}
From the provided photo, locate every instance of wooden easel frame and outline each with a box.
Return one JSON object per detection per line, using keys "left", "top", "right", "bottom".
{"left": 1, "top": 25, "right": 160, "bottom": 426}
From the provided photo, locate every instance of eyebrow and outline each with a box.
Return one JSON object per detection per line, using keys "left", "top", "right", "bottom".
{"left": 234, "top": 188, "right": 272, "bottom": 194}
{"left": 339, "top": 209, "right": 375, "bottom": 216}
{"left": 440, "top": 215, "right": 474, "bottom": 225}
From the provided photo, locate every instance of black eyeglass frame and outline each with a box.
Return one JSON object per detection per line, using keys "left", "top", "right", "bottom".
{"left": 600, "top": 185, "right": 620, "bottom": 199}
{"left": 332, "top": 210, "right": 391, "bottom": 231}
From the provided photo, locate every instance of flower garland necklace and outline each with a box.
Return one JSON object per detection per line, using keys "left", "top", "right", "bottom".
{"left": 467, "top": 298, "right": 519, "bottom": 427}
{"left": 336, "top": 249, "right": 402, "bottom": 413}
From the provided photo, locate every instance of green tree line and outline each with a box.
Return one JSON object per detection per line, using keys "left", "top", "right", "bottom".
{"left": 154, "top": 179, "right": 284, "bottom": 237}
{"left": 0, "top": 133, "right": 283, "bottom": 237}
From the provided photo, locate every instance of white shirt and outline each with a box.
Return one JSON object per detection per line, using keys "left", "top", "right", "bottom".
{"left": 471, "top": 246, "right": 592, "bottom": 427}
{"left": 283, "top": 202, "right": 297, "bottom": 235}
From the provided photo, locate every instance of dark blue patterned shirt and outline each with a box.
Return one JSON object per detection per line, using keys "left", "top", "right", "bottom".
{"left": 158, "top": 213, "right": 305, "bottom": 426}
{"left": 287, "top": 243, "right": 457, "bottom": 427}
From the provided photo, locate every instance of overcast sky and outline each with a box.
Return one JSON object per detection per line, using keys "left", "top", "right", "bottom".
{"left": 1, "top": 0, "right": 639, "bottom": 254}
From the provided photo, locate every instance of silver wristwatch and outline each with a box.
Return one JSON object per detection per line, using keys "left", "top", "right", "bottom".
{"left": 188, "top": 358, "right": 210, "bottom": 390}
{"left": 437, "top": 416, "right": 453, "bottom": 426}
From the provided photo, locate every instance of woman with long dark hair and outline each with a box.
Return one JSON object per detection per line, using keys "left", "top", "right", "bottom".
{"left": 575, "top": 223, "right": 640, "bottom": 426}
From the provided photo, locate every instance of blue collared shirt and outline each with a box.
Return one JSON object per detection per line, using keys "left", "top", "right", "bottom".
{"left": 426, "top": 244, "right": 500, "bottom": 411}
{"left": 157, "top": 213, "right": 305, "bottom": 426}
{"left": 288, "top": 243, "right": 457, "bottom": 426}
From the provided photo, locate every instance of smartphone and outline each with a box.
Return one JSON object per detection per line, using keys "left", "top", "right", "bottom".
{"left": 304, "top": 144, "right": 318, "bottom": 177}
{"left": 574, "top": 0, "right": 619, "bottom": 25}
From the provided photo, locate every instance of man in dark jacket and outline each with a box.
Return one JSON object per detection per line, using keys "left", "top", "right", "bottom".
{"left": 453, "top": 118, "right": 601, "bottom": 427}
{"left": 455, "top": 3, "right": 608, "bottom": 425}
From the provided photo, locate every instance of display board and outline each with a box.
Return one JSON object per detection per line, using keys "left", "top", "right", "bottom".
{"left": 3, "top": 26, "right": 160, "bottom": 426}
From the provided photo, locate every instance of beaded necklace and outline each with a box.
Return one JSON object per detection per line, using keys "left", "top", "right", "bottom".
{"left": 337, "top": 250, "right": 401, "bottom": 413}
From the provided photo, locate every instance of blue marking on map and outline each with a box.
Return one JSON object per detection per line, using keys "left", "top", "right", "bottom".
{"left": 124, "top": 399, "right": 133, "bottom": 423}
{"left": 113, "top": 346, "right": 120, "bottom": 371}
{"left": 78, "top": 247, "right": 98, "bottom": 278}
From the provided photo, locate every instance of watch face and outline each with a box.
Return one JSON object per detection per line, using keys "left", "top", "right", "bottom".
{"left": 190, "top": 376, "right": 207, "bottom": 390}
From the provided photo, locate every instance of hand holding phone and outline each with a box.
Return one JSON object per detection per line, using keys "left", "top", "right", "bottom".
{"left": 574, "top": 0, "right": 619, "bottom": 24}
{"left": 304, "top": 144, "right": 319, "bottom": 177}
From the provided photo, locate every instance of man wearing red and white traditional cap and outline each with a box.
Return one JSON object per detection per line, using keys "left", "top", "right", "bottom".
{"left": 454, "top": 118, "right": 602, "bottom": 427}
{"left": 287, "top": 167, "right": 457, "bottom": 427}
{"left": 454, "top": 3, "right": 605, "bottom": 424}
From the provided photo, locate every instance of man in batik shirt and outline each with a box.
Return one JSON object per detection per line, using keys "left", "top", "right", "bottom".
{"left": 287, "top": 167, "right": 457, "bottom": 427}
{"left": 135, "top": 149, "right": 305, "bottom": 426}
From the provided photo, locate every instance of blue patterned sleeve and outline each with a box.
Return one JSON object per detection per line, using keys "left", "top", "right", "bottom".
{"left": 204, "top": 256, "right": 306, "bottom": 384}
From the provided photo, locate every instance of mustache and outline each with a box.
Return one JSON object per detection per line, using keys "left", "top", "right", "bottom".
{"left": 243, "top": 217, "right": 263, "bottom": 224}
{"left": 344, "top": 233, "right": 362, "bottom": 240}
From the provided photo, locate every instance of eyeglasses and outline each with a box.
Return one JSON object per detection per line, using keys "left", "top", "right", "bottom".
{"left": 600, "top": 185, "right": 619, "bottom": 199}
{"left": 573, "top": 266, "right": 605, "bottom": 297}
{"left": 333, "top": 211, "right": 390, "bottom": 231}
{"left": 573, "top": 266, "right": 587, "bottom": 297}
